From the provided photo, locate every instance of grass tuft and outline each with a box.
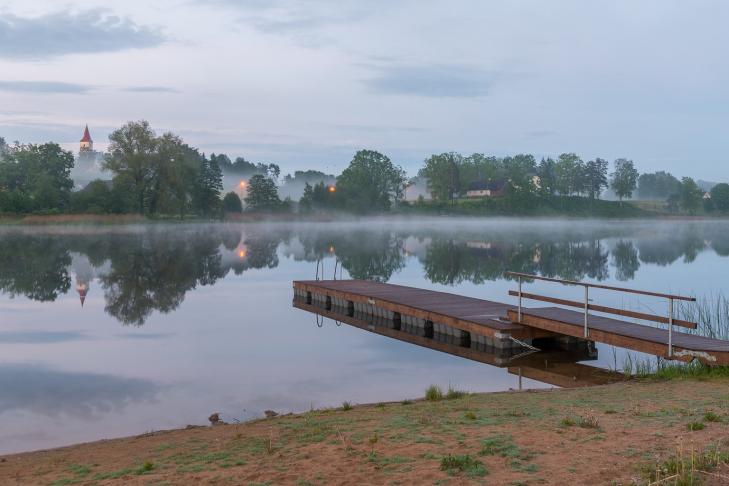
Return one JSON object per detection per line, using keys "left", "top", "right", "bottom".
{"left": 687, "top": 421, "right": 705, "bottom": 431}
{"left": 425, "top": 385, "right": 443, "bottom": 401}
{"left": 445, "top": 385, "right": 467, "bottom": 400}
{"left": 341, "top": 401, "right": 352, "bottom": 411}
{"left": 703, "top": 411, "right": 721, "bottom": 422}
{"left": 440, "top": 455, "right": 488, "bottom": 477}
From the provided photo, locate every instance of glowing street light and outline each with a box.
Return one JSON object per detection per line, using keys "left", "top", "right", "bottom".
{"left": 239, "top": 180, "right": 247, "bottom": 189}
{"left": 328, "top": 185, "right": 336, "bottom": 193}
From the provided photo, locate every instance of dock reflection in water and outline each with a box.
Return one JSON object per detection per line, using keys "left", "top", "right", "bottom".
{"left": 293, "top": 296, "right": 626, "bottom": 389}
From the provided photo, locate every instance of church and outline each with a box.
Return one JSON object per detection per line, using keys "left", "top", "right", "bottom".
{"left": 72, "top": 124, "right": 105, "bottom": 188}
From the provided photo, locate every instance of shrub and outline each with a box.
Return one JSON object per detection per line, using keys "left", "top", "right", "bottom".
{"left": 440, "top": 455, "right": 487, "bottom": 477}
{"left": 222, "top": 191, "right": 243, "bottom": 213}
{"left": 425, "top": 385, "right": 443, "bottom": 401}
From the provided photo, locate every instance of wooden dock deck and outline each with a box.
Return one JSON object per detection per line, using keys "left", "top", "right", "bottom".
{"left": 293, "top": 279, "right": 729, "bottom": 365}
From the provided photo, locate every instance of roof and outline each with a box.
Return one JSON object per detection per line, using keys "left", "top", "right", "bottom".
{"left": 80, "top": 125, "right": 92, "bottom": 143}
{"left": 467, "top": 180, "right": 506, "bottom": 191}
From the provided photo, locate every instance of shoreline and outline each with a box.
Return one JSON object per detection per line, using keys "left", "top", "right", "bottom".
{"left": 2, "top": 378, "right": 728, "bottom": 485}
{"left": 1, "top": 211, "right": 729, "bottom": 227}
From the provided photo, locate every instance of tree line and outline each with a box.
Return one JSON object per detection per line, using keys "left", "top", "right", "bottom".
{"left": 2, "top": 121, "right": 728, "bottom": 216}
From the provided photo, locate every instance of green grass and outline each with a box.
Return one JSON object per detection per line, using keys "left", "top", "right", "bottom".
{"left": 445, "top": 386, "right": 467, "bottom": 400}
{"left": 425, "top": 385, "right": 443, "bottom": 401}
{"left": 439, "top": 455, "right": 488, "bottom": 477}
{"left": 559, "top": 415, "right": 600, "bottom": 430}
{"left": 687, "top": 421, "right": 705, "bottom": 431}
{"left": 641, "top": 446, "right": 729, "bottom": 485}
{"left": 703, "top": 411, "right": 722, "bottom": 422}
{"left": 622, "top": 354, "right": 729, "bottom": 380}
{"left": 341, "top": 401, "right": 353, "bottom": 411}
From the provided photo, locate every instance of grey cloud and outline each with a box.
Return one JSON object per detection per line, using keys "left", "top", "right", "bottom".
{"left": 0, "top": 80, "right": 93, "bottom": 94}
{"left": 364, "top": 64, "right": 493, "bottom": 98}
{"left": 115, "top": 332, "right": 175, "bottom": 340}
{"left": 0, "top": 330, "right": 87, "bottom": 344}
{"left": 0, "top": 363, "right": 161, "bottom": 418}
{"left": 123, "top": 86, "right": 178, "bottom": 93}
{"left": 0, "top": 10, "right": 165, "bottom": 60}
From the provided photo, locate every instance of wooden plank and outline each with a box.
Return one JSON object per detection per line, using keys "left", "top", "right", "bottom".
{"left": 505, "top": 271, "right": 696, "bottom": 301}
{"left": 294, "top": 280, "right": 535, "bottom": 339}
{"left": 508, "top": 290, "right": 697, "bottom": 329}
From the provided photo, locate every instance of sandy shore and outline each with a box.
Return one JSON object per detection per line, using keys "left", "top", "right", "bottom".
{"left": 2, "top": 378, "right": 728, "bottom": 485}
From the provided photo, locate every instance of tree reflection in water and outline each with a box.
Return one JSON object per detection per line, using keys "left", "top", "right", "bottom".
{"left": 0, "top": 222, "right": 728, "bottom": 325}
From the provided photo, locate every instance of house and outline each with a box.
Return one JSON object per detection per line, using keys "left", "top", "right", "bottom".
{"left": 466, "top": 180, "right": 507, "bottom": 198}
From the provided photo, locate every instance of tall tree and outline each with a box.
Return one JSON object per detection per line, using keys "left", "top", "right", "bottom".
{"left": 244, "top": 174, "right": 281, "bottom": 210}
{"left": 583, "top": 158, "right": 609, "bottom": 199}
{"left": 536, "top": 157, "right": 557, "bottom": 196}
{"left": 610, "top": 159, "right": 639, "bottom": 201}
{"left": 710, "top": 183, "right": 729, "bottom": 211}
{"left": 0, "top": 142, "right": 75, "bottom": 212}
{"left": 195, "top": 154, "right": 224, "bottom": 216}
{"left": 679, "top": 177, "right": 703, "bottom": 214}
{"left": 420, "top": 152, "right": 462, "bottom": 202}
{"left": 637, "top": 171, "right": 681, "bottom": 199}
{"left": 554, "top": 153, "right": 584, "bottom": 196}
{"left": 336, "top": 150, "right": 406, "bottom": 213}
{"left": 104, "top": 121, "right": 159, "bottom": 214}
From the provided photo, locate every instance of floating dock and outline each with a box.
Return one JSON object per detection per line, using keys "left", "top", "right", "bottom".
{"left": 292, "top": 298, "right": 625, "bottom": 388}
{"left": 293, "top": 279, "right": 729, "bottom": 366}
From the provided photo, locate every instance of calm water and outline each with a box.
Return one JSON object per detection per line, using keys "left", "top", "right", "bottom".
{"left": 1, "top": 219, "right": 728, "bottom": 454}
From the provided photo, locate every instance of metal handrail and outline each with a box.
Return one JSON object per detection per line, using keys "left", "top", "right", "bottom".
{"left": 505, "top": 271, "right": 696, "bottom": 358}
{"left": 505, "top": 271, "right": 696, "bottom": 301}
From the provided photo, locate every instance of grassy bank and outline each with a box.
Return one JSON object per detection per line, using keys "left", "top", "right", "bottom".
{"left": 2, "top": 379, "right": 728, "bottom": 485}
{"left": 398, "top": 196, "right": 650, "bottom": 218}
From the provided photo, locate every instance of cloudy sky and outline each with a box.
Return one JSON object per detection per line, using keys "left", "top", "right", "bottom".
{"left": 1, "top": 0, "right": 727, "bottom": 178}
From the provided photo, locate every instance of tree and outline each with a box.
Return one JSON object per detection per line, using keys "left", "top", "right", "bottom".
{"left": 637, "top": 171, "right": 681, "bottom": 199}
{"left": 244, "top": 174, "right": 281, "bottom": 210}
{"left": 222, "top": 191, "right": 243, "bottom": 213}
{"left": 195, "top": 154, "right": 223, "bottom": 217}
{"left": 104, "top": 120, "right": 159, "bottom": 214}
{"left": 0, "top": 142, "right": 74, "bottom": 212}
{"left": 679, "top": 177, "right": 703, "bottom": 214}
{"left": 554, "top": 153, "right": 584, "bottom": 196}
{"left": 336, "top": 150, "right": 406, "bottom": 213}
{"left": 610, "top": 159, "right": 639, "bottom": 201}
{"left": 503, "top": 154, "right": 537, "bottom": 195}
{"left": 536, "top": 158, "right": 557, "bottom": 196}
{"left": 583, "top": 158, "right": 609, "bottom": 199}
{"left": 420, "top": 152, "right": 462, "bottom": 202}
{"left": 710, "top": 183, "right": 729, "bottom": 212}
{"left": 299, "top": 181, "right": 336, "bottom": 212}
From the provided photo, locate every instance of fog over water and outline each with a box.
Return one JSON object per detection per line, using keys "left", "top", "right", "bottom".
{"left": 1, "top": 218, "right": 728, "bottom": 453}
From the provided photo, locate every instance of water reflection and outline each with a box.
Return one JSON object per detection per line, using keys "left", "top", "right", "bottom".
{"left": 0, "top": 221, "right": 728, "bottom": 325}
{"left": 292, "top": 299, "right": 626, "bottom": 389}
{"left": 0, "top": 363, "right": 160, "bottom": 418}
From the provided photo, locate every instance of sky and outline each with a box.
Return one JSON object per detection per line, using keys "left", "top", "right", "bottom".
{"left": 0, "top": 0, "right": 727, "bottom": 179}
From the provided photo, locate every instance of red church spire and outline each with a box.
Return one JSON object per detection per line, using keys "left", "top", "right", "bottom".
{"left": 80, "top": 125, "right": 92, "bottom": 143}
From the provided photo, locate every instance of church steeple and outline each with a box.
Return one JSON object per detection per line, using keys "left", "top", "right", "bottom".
{"left": 80, "top": 125, "right": 93, "bottom": 152}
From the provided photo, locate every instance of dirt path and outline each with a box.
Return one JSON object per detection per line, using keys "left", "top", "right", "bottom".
{"left": 2, "top": 379, "right": 729, "bottom": 485}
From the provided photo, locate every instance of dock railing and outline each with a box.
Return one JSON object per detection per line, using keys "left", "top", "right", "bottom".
{"left": 505, "top": 271, "right": 697, "bottom": 358}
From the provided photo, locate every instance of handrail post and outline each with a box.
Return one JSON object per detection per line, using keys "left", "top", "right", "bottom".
{"left": 517, "top": 276, "right": 522, "bottom": 323}
{"left": 583, "top": 285, "right": 589, "bottom": 338}
{"left": 668, "top": 297, "right": 673, "bottom": 358}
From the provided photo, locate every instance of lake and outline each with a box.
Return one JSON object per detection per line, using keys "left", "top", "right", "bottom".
{"left": 1, "top": 218, "right": 728, "bottom": 454}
